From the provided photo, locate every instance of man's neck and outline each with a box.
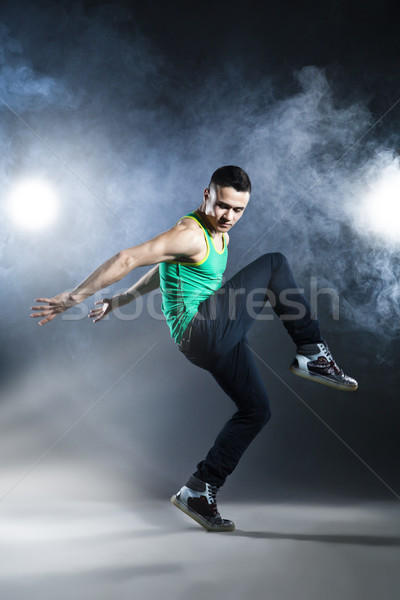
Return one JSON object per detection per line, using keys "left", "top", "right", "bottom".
{"left": 195, "top": 208, "right": 220, "bottom": 238}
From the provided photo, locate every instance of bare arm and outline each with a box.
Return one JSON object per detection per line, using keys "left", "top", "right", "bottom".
{"left": 31, "top": 222, "right": 203, "bottom": 325}
{"left": 88, "top": 265, "right": 160, "bottom": 322}
{"left": 124, "top": 264, "right": 160, "bottom": 301}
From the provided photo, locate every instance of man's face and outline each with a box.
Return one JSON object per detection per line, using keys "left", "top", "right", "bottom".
{"left": 203, "top": 185, "right": 250, "bottom": 233}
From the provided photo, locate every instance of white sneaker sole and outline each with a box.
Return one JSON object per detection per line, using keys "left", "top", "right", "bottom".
{"left": 289, "top": 364, "right": 358, "bottom": 391}
{"left": 170, "top": 494, "right": 235, "bottom": 532}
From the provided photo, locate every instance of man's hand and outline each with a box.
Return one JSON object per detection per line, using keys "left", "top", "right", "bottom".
{"left": 88, "top": 299, "right": 114, "bottom": 323}
{"left": 30, "top": 292, "right": 76, "bottom": 326}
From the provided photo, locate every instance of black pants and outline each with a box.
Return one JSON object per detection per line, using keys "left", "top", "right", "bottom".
{"left": 179, "top": 252, "right": 322, "bottom": 488}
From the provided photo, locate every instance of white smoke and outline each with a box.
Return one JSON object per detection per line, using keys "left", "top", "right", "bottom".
{"left": 1, "top": 3, "right": 399, "bottom": 352}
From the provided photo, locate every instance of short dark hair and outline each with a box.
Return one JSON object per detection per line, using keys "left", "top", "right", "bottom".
{"left": 209, "top": 165, "right": 251, "bottom": 194}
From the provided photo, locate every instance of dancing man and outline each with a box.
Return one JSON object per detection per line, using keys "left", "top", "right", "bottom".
{"left": 31, "top": 165, "right": 357, "bottom": 532}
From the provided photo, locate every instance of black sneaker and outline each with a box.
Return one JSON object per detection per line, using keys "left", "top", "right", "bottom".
{"left": 289, "top": 341, "right": 358, "bottom": 391}
{"left": 171, "top": 475, "right": 235, "bottom": 532}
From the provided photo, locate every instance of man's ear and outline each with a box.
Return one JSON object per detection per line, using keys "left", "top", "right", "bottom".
{"left": 203, "top": 187, "right": 210, "bottom": 201}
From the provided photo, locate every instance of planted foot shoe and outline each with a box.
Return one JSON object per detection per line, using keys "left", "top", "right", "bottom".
{"left": 290, "top": 341, "right": 358, "bottom": 391}
{"left": 171, "top": 475, "right": 235, "bottom": 532}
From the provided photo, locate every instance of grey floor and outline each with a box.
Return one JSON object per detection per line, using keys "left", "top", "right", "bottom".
{"left": 1, "top": 494, "right": 399, "bottom": 600}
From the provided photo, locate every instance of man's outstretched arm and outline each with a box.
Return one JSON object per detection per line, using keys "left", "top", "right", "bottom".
{"left": 122, "top": 263, "right": 161, "bottom": 302}
{"left": 30, "top": 223, "right": 203, "bottom": 326}
{"left": 88, "top": 264, "right": 160, "bottom": 323}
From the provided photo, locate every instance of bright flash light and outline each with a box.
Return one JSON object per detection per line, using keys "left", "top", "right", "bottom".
{"left": 362, "top": 165, "right": 400, "bottom": 242}
{"left": 8, "top": 178, "right": 59, "bottom": 230}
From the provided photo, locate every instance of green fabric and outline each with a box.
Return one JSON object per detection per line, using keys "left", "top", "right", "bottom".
{"left": 159, "top": 212, "right": 228, "bottom": 343}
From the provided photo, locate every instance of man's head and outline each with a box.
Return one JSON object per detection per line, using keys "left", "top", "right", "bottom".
{"left": 209, "top": 165, "right": 251, "bottom": 194}
{"left": 201, "top": 165, "right": 251, "bottom": 233}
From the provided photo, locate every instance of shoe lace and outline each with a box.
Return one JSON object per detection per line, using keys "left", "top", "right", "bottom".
{"left": 206, "top": 484, "right": 219, "bottom": 505}
{"left": 319, "top": 342, "right": 333, "bottom": 362}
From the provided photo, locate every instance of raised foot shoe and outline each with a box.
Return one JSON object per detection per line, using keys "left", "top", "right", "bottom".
{"left": 289, "top": 341, "right": 358, "bottom": 392}
{"left": 171, "top": 475, "right": 235, "bottom": 532}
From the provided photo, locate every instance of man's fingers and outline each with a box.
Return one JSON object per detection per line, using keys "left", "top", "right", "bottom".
{"left": 38, "top": 314, "right": 56, "bottom": 326}
{"left": 30, "top": 309, "right": 52, "bottom": 317}
{"left": 91, "top": 313, "right": 103, "bottom": 323}
{"left": 30, "top": 304, "right": 64, "bottom": 319}
{"left": 31, "top": 292, "right": 70, "bottom": 325}
{"left": 30, "top": 306, "right": 58, "bottom": 316}
{"left": 90, "top": 312, "right": 105, "bottom": 322}
{"left": 30, "top": 305, "right": 52, "bottom": 311}
{"left": 89, "top": 306, "right": 108, "bottom": 323}
{"left": 31, "top": 313, "right": 53, "bottom": 320}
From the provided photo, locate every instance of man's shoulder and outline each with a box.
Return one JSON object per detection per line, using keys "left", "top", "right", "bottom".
{"left": 158, "top": 214, "right": 205, "bottom": 259}
{"left": 175, "top": 215, "right": 203, "bottom": 234}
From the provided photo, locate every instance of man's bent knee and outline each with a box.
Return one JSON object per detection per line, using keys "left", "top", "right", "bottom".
{"left": 271, "top": 251, "right": 288, "bottom": 267}
{"left": 260, "top": 251, "right": 289, "bottom": 271}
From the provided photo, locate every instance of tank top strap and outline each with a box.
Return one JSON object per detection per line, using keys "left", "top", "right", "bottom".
{"left": 178, "top": 212, "right": 226, "bottom": 253}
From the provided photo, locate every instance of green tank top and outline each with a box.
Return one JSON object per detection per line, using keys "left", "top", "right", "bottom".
{"left": 159, "top": 211, "right": 228, "bottom": 343}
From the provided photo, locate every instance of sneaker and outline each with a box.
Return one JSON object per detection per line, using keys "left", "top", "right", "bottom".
{"left": 289, "top": 341, "right": 358, "bottom": 391}
{"left": 170, "top": 475, "right": 235, "bottom": 532}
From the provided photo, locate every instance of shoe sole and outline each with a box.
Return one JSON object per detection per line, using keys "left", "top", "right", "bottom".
{"left": 289, "top": 364, "right": 358, "bottom": 391}
{"left": 170, "top": 494, "right": 235, "bottom": 532}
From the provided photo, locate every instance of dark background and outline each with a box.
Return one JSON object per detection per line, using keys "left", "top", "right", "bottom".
{"left": 0, "top": 0, "right": 399, "bottom": 505}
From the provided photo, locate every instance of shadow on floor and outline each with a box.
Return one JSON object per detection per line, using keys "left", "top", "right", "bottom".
{"left": 232, "top": 530, "right": 400, "bottom": 546}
